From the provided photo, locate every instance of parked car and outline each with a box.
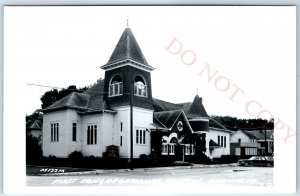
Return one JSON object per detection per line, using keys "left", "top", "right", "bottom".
{"left": 238, "top": 156, "right": 274, "bottom": 167}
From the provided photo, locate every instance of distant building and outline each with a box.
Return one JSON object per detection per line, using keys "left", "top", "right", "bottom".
{"left": 41, "top": 27, "right": 230, "bottom": 161}
{"left": 26, "top": 111, "right": 43, "bottom": 142}
{"left": 230, "top": 129, "right": 273, "bottom": 158}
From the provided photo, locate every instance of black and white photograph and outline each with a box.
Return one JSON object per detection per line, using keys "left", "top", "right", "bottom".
{"left": 3, "top": 5, "right": 296, "bottom": 194}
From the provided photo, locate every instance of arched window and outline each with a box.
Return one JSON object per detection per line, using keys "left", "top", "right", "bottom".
{"left": 134, "top": 75, "right": 147, "bottom": 97}
{"left": 170, "top": 137, "right": 178, "bottom": 144}
{"left": 109, "top": 75, "right": 123, "bottom": 97}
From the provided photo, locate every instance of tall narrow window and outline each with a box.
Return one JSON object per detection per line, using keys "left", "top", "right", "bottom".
{"left": 72, "top": 123, "right": 77, "bottom": 142}
{"left": 87, "top": 125, "right": 97, "bottom": 145}
{"left": 51, "top": 123, "right": 59, "bottom": 142}
{"left": 120, "top": 122, "right": 123, "bottom": 132}
{"left": 224, "top": 136, "right": 226, "bottom": 147}
{"left": 221, "top": 136, "right": 223, "bottom": 147}
{"left": 136, "top": 129, "right": 139, "bottom": 144}
{"left": 136, "top": 129, "right": 146, "bottom": 144}
{"left": 139, "top": 130, "right": 143, "bottom": 144}
{"left": 218, "top": 136, "right": 220, "bottom": 146}
{"left": 120, "top": 136, "right": 122, "bottom": 146}
{"left": 143, "top": 130, "right": 146, "bottom": 144}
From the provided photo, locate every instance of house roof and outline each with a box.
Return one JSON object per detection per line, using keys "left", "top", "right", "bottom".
{"left": 245, "top": 130, "right": 274, "bottom": 140}
{"left": 241, "top": 130, "right": 257, "bottom": 139}
{"left": 101, "top": 28, "right": 154, "bottom": 71}
{"left": 26, "top": 118, "right": 42, "bottom": 130}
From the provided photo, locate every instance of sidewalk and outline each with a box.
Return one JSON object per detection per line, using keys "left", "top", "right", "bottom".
{"left": 37, "top": 163, "right": 238, "bottom": 176}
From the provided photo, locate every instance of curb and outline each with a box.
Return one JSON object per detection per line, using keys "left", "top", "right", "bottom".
{"left": 39, "top": 163, "right": 238, "bottom": 176}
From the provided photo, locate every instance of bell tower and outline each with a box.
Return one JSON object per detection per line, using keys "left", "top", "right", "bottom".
{"left": 101, "top": 28, "right": 155, "bottom": 110}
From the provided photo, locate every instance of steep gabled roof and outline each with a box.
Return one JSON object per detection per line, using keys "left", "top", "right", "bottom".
{"left": 154, "top": 110, "right": 182, "bottom": 129}
{"left": 101, "top": 28, "right": 154, "bottom": 71}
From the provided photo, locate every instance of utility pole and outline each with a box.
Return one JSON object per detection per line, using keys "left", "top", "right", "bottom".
{"left": 264, "top": 128, "right": 267, "bottom": 156}
{"left": 130, "top": 82, "right": 134, "bottom": 170}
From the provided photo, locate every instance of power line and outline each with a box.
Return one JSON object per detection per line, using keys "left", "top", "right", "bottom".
{"left": 26, "top": 83, "right": 64, "bottom": 89}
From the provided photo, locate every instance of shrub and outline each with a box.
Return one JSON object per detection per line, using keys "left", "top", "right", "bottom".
{"left": 26, "top": 134, "right": 42, "bottom": 164}
{"left": 68, "top": 151, "right": 83, "bottom": 166}
{"left": 220, "top": 155, "right": 239, "bottom": 163}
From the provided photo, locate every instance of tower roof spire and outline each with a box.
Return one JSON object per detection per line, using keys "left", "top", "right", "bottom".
{"left": 101, "top": 28, "right": 155, "bottom": 71}
{"left": 126, "top": 16, "right": 129, "bottom": 28}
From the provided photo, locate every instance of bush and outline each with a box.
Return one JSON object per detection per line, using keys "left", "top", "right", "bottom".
{"left": 68, "top": 151, "right": 83, "bottom": 166}
{"left": 138, "top": 154, "right": 149, "bottom": 166}
{"left": 26, "top": 134, "right": 42, "bottom": 164}
{"left": 220, "top": 155, "right": 239, "bottom": 163}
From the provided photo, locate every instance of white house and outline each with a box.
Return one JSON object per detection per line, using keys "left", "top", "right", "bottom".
{"left": 41, "top": 27, "right": 231, "bottom": 161}
{"left": 230, "top": 130, "right": 268, "bottom": 158}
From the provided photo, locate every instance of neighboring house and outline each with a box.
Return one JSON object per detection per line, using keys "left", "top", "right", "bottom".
{"left": 230, "top": 130, "right": 265, "bottom": 158}
{"left": 26, "top": 112, "right": 43, "bottom": 142}
{"left": 247, "top": 130, "right": 274, "bottom": 156}
{"left": 41, "top": 27, "right": 231, "bottom": 161}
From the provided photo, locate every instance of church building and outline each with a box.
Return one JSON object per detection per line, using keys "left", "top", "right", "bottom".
{"left": 41, "top": 27, "right": 231, "bottom": 161}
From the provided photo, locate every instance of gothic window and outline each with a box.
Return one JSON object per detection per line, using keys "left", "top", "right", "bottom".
{"left": 109, "top": 75, "right": 123, "bottom": 97}
{"left": 134, "top": 75, "right": 147, "bottom": 97}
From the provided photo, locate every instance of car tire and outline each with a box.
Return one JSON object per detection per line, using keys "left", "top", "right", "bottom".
{"left": 267, "top": 163, "right": 271, "bottom": 167}
{"left": 244, "top": 162, "right": 249, "bottom": 167}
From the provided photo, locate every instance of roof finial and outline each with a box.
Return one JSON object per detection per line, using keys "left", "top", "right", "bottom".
{"left": 126, "top": 15, "right": 129, "bottom": 28}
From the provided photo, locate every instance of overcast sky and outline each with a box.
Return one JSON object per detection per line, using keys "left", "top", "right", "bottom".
{"left": 4, "top": 6, "right": 295, "bottom": 122}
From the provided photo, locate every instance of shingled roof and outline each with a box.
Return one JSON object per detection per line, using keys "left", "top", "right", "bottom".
{"left": 153, "top": 95, "right": 209, "bottom": 119}
{"left": 154, "top": 110, "right": 182, "bottom": 129}
{"left": 83, "top": 80, "right": 111, "bottom": 112}
{"left": 42, "top": 92, "right": 90, "bottom": 112}
{"left": 187, "top": 95, "right": 209, "bottom": 118}
{"left": 42, "top": 80, "right": 113, "bottom": 113}
{"left": 101, "top": 28, "right": 154, "bottom": 71}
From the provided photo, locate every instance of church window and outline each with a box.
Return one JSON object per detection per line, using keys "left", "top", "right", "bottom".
{"left": 136, "top": 129, "right": 146, "bottom": 144}
{"left": 134, "top": 76, "right": 147, "bottom": 97}
{"left": 72, "top": 122, "right": 77, "bottom": 142}
{"left": 109, "top": 75, "right": 123, "bottom": 97}
{"left": 161, "top": 143, "right": 168, "bottom": 155}
{"left": 169, "top": 144, "right": 175, "bottom": 155}
{"left": 51, "top": 122, "right": 59, "bottom": 142}
{"left": 87, "top": 125, "right": 97, "bottom": 145}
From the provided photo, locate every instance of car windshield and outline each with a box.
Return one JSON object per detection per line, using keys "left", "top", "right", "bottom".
{"left": 249, "top": 156, "right": 259, "bottom": 160}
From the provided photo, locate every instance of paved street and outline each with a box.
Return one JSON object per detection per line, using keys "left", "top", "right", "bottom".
{"left": 27, "top": 166, "right": 273, "bottom": 187}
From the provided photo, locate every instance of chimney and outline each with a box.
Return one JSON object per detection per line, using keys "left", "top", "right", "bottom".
{"left": 67, "top": 85, "right": 78, "bottom": 92}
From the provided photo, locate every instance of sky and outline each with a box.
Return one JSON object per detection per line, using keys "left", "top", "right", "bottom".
{"left": 4, "top": 6, "right": 295, "bottom": 122}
